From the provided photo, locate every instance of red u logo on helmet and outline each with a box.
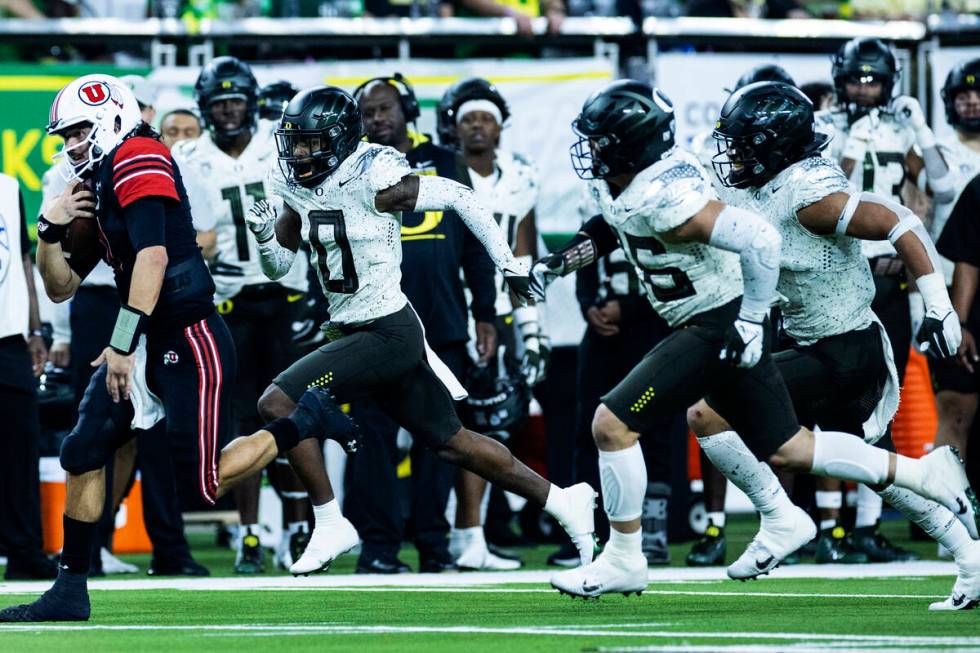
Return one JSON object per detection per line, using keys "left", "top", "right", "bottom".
{"left": 78, "top": 82, "right": 109, "bottom": 106}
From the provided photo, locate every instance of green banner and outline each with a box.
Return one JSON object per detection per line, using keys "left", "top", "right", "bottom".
{"left": 0, "top": 64, "right": 148, "bottom": 238}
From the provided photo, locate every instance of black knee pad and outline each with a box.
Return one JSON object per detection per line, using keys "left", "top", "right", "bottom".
{"left": 59, "top": 428, "right": 108, "bottom": 475}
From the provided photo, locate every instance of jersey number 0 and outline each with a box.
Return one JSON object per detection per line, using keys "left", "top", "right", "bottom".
{"left": 309, "top": 210, "right": 359, "bottom": 294}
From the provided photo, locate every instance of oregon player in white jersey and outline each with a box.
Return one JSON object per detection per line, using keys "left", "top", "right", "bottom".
{"left": 688, "top": 81, "right": 980, "bottom": 610}
{"left": 810, "top": 38, "right": 957, "bottom": 561}
{"left": 530, "top": 79, "right": 978, "bottom": 600}
{"left": 174, "top": 57, "right": 311, "bottom": 575}
{"left": 685, "top": 64, "right": 798, "bottom": 568}
{"left": 217, "top": 85, "right": 600, "bottom": 578}
{"left": 930, "top": 58, "right": 980, "bottom": 503}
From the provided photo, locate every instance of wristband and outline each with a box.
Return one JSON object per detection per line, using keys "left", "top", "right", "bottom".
{"left": 36, "top": 216, "right": 67, "bottom": 244}
{"left": 109, "top": 305, "right": 149, "bottom": 355}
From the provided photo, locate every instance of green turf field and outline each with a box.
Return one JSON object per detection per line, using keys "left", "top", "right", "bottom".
{"left": 1, "top": 516, "right": 977, "bottom": 652}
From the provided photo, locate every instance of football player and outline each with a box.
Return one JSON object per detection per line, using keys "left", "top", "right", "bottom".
{"left": 930, "top": 59, "right": 980, "bottom": 475}
{"left": 444, "top": 77, "right": 549, "bottom": 571}
{"left": 350, "top": 73, "right": 497, "bottom": 574}
{"left": 686, "top": 63, "right": 797, "bottom": 567}
{"left": 173, "top": 57, "right": 312, "bottom": 574}
{"left": 812, "top": 37, "right": 955, "bottom": 562}
{"left": 2, "top": 74, "right": 246, "bottom": 621}
{"left": 160, "top": 109, "right": 202, "bottom": 150}
{"left": 689, "top": 81, "right": 980, "bottom": 610}
{"left": 258, "top": 81, "right": 299, "bottom": 122}
{"left": 530, "top": 80, "right": 976, "bottom": 599}
{"left": 218, "top": 85, "right": 598, "bottom": 576}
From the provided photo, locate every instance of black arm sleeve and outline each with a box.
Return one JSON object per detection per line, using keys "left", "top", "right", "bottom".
{"left": 578, "top": 214, "right": 619, "bottom": 258}
{"left": 937, "top": 174, "right": 980, "bottom": 267}
{"left": 19, "top": 189, "right": 30, "bottom": 255}
{"left": 461, "top": 224, "right": 497, "bottom": 324}
{"left": 575, "top": 253, "right": 601, "bottom": 318}
{"left": 124, "top": 196, "right": 167, "bottom": 252}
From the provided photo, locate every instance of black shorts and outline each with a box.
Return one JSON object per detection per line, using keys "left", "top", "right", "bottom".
{"left": 603, "top": 298, "right": 799, "bottom": 459}
{"left": 59, "top": 312, "right": 236, "bottom": 506}
{"left": 273, "top": 303, "right": 462, "bottom": 447}
{"left": 220, "top": 284, "right": 303, "bottom": 427}
{"left": 774, "top": 323, "right": 887, "bottom": 433}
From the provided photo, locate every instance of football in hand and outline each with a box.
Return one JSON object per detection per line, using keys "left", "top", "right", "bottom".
{"left": 60, "top": 181, "right": 102, "bottom": 273}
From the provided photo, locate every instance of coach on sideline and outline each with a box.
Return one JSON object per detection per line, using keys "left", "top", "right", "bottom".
{"left": 0, "top": 171, "right": 58, "bottom": 581}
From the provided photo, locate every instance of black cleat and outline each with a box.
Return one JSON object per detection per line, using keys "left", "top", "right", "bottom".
{"left": 356, "top": 557, "right": 412, "bottom": 575}
{"left": 0, "top": 571, "right": 90, "bottom": 622}
{"left": 147, "top": 558, "right": 210, "bottom": 577}
{"left": 289, "top": 530, "right": 311, "bottom": 567}
{"left": 4, "top": 553, "right": 58, "bottom": 580}
{"left": 814, "top": 526, "right": 869, "bottom": 564}
{"left": 547, "top": 541, "right": 582, "bottom": 568}
{"left": 235, "top": 531, "right": 265, "bottom": 574}
{"left": 686, "top": 524, "right": 726, "bottom": 567}
{"left": 419, "top": 554, "right": 459, "bottom": 574}
{"left": 293, "top": 386, "right": 362, "bottom": 454}
{"left": 850, "top": 525, "right": 919, "bottom": 562}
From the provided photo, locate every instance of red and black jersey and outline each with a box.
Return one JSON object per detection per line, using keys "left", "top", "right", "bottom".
{"left": 90, "top": 135, "right": 216, "bottom": 333}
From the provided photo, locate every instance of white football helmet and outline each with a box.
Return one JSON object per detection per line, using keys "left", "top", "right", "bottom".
{"left": 47, "top": 74, "right": 142, "bottom": 182}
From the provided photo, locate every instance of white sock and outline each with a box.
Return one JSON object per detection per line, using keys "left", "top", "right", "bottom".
{"left": 287, "top": 521, "right": 308, "bottom": 535}
{"left": 879, "top": 485, "right": 972, "bottom": 556}
{"left": 312, "top": 500, "right": 342, "bottom": 530}
{"left": 451, "top": 526, "right": 481, "bottom": 546}
{"left": 707, "top": 511, "right": 726, "bottom": 529}
{"left": 697, "top": 432, "right": 792, "bottom": 520}
{"left": 597, "top": 443, "right": 647, "bottom": 522}
{"left": 855, "top": 484, "right": 883, "bottom": 529}
{"left": 893, "top": 455, "right": 927, "bottom": 496}
{"left": 815, "top": 490, "right": 842, "bottom": 510}
{"left": 606, "top": 527, "right": 642, "bottom": 559}
{"left": 811, "top": 430, "right": 889, "bottom": 485}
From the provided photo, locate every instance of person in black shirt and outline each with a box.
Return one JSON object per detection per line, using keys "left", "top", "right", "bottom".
{"left": 936, "top": 171, "right": 980, "bottom": 459}
{"left": 346, "top": 74, "right": 498, "bottom": 573}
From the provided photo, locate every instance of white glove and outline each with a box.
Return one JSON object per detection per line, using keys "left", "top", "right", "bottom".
{"left": 917, "top": 272, "right": 962, "bottom": 359}
{"left": 918, "top": 309, "right": 962, "bottom": 360}
{"left": 529, "top": 254, "right": 564, "bottom": 303}
{"left": 892, "top": 95, "right": 927, "bottom": 131}
{"left": 521, "top": 333, "right": 550, "bottom": 387}
{"left": 246, "top": 198, "right": 277, "bottom": 244}
{"left": 909, "top": 291, "right": 925, "bottom": 352}
{"left": 721, "top": 318, "right": 765, "bottom": 369}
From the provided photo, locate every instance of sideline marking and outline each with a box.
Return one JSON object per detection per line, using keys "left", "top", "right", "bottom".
{"left": 0, "top": 561, "right": 958, "bottom": 595}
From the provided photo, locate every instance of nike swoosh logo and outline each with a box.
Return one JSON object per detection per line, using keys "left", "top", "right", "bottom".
{"left": 956, "top": 498, "right": 967, "bottom": 515}
{"left": 582, "top": 581, "right": 601, "bottom": 594}
{"left": 338, "top": 176, "right": 357, "bottom": 188}
{"left": 952, "top": 594, "right": 966, "bottom": 607}
{"left": 755, "top": 556, "right": 774, "bottom": 570}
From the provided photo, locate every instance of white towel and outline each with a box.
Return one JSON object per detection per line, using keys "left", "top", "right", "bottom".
{"left": 862, "top": 315, "right": 901, "bottom": 444}
{"left": 130, "top": 335, "right": 165, "bottom": 430}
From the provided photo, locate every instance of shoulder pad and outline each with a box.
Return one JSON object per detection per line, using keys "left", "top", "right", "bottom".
{"left": 115, "top": 136, "right": 170, "bottom": 164}
{"left": 639, "top": 160, "right": 710, "bottom": 232}
{"left": 786, "top": 157, "right": 850, "bottom": 212}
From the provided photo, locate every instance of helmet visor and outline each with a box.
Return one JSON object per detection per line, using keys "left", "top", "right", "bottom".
{"left": 711, "top": 132, "right": 764, "bottom": 189}
{"left": 569, "top": 120, "right": 614, "bottom": 180}
{"left": 275, "top": 127, "right": 341, "bottom": 187}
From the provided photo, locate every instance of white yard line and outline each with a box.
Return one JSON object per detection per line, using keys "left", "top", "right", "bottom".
{"left": 0, "top": 561, "right": 958, "bottom": 595}
{"left": 1, "top": 622, "right": 979, "bottom": 649}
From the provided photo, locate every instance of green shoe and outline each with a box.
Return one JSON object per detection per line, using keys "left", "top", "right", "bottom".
{"left": 851, "top": 524, "right": 919, "bottom": 562}
{"left": 686, "top": 524, "right": 726, "bottom": 567}
{"left": 814, "top": 526, "right": 868, "bottom": 564}
{"left": 235, "top": 531, "right": 265, "bottom": 574}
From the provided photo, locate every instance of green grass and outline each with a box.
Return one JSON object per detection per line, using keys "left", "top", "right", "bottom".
{"left": 1, "top": 515, "right": 976, "bottom": 652}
